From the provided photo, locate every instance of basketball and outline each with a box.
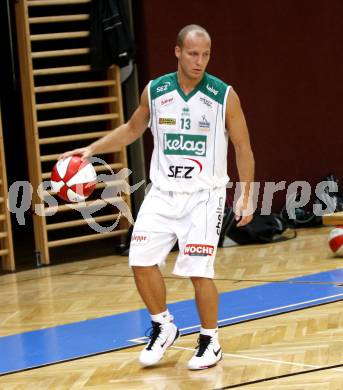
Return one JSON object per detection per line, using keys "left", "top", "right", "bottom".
{"left": 50, "top": 156, "right": 97, "bottom": 202}
{"left": 328, "top": 227, "right": 343, "bottom": 257}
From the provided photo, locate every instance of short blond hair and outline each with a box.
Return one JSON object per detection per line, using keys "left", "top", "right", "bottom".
{"left": 176, "top": 24, "right": 211, "bottom": 47}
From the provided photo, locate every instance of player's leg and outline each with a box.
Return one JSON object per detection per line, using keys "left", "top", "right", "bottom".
{"left": 191, "top": 276, "right": 218, "bottom": 329}
{"left": 173, "top": 187, "right": 226, "bottom": 369}
{"left": 189, "top": 276, "right": 221, "bottom": 369}
{"left": 132, "top": 264, "right": 167, "bottom": 314}
{"left": 129, "top": 188, "right": 179, "bottom": 366}
{"left": 130, "top": 234, "right": 179, "bottom": 367}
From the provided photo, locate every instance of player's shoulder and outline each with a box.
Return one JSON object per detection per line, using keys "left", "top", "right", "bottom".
{"left": 201, "top": 73, "right": 230, "bottom": 104}
{"left": 149, "top": 72, "right": 177, "bottom": 100}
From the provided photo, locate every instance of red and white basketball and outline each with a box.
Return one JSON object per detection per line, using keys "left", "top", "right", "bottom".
{"left": 51, "top": 156, "right": 97, "bottom": 202}
{"left": 328, "top": 227, "right": 343, "bottom": 257}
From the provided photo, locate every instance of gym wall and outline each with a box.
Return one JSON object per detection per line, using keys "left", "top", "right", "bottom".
{"left": 132, "top": 0, "right": 343, "bottom": 210}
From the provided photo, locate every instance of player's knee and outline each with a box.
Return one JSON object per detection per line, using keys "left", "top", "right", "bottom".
{"left": 132, "top": 265, "right": 157, "bottom": 277}
{"left": 190, "top": 276, "right": 211, "bottom": 288}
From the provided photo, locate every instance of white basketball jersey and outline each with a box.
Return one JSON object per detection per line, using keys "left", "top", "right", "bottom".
{"left": 148, "top": 72, "right": 231, "bottom": 192}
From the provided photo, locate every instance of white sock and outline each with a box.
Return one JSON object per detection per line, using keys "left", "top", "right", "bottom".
{"left": 151, "top": 309, "right": 172, "bottom": 324}
{"left": 200, "top": 327, "right": 218, "bottom": 338}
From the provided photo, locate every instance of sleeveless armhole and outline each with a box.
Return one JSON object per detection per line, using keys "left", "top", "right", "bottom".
{"left": 223, "top": 85, "right": 231, "bottom": 132}
{"left": 147, "top": 80, "right": 153, "bottom": 128}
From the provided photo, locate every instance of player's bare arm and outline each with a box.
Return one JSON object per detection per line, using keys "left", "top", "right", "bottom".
{"left": 226, "top": 88, "right": 255, "bottom": 227}
{"left": 60, "top": 86, "right": 150, "bottom": 160}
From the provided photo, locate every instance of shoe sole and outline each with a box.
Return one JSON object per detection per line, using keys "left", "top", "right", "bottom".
{"left": 188, "top": 352, "right": 222, "bottom": 370}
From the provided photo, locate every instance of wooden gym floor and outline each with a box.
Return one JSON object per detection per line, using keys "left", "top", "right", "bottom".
{"left": 0, "top": 226, "right": 342, "bottom": 389}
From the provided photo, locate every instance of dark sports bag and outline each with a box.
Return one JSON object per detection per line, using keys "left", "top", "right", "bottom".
{"left": 219, "top": 208, "right": 295, "bottom": 246}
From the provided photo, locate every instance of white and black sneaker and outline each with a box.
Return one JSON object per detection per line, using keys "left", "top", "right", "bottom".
{"left": 187, "top": 334, "right": 222, "bottom": 370}
{"left": 139, "top": 321, "right": 180, "bottom": 367}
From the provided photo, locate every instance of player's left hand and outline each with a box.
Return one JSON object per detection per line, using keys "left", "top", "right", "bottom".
{"left": 234, "top": 195, "right": 254, "bottom": 227}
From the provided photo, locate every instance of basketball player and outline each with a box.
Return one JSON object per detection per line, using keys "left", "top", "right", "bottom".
{"left": 61, "top": 25, "right": 255, "bottom": 370}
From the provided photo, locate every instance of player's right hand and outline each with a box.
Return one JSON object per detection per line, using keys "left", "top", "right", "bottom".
{"left": 234, "top": 194, "right": 254, "bottom": 227}
{"left": 59, "top": 147, "right": 92, "bottom": 161}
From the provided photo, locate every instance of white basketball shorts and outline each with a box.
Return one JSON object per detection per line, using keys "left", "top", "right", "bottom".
{"left": 129, "top": 185, "right": 226, "bottom": 278}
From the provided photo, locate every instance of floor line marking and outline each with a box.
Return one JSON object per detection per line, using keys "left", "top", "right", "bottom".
{"left": 63, "top": 273, "right": 343, "bottom": 286}
{"left": 171, "top": 345, "right": 343, "bottom": 373}
{"left": 0, "top": 311, "right": 18, "bottom": 327}
{"left": 128, "top": 294, "right": 343, "bottom": 342}
{"left": 218, "top": 293, "right": 343, "bottom": 322}
{"left": 181, "top": 293, "right": 343, "bottom": 332}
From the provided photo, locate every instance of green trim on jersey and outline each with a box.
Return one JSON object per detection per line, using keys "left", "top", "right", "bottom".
{"left": 150, "top": 73, "right": 177, "bottom": 100}
{"left": 150, "top": 72, "right": 228, "bottom": 104}
{"left": 173, "top": 73, "right": 206, "bottom": 102}
{"left": 198, "top": 73, "right": 228, "bottom": 105}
